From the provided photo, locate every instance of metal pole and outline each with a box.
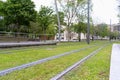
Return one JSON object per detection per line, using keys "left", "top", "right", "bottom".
{"left": 109, "top": 19, "right": 111, "bottom": 41}
{"left": 118, "top": 6, "right": 120, "bottom": 23}
{"left": 87, "top": 0, "right": 90, "bottom": 44}
{"left": 55, "top": 0, "right": 61, "bottom": 42}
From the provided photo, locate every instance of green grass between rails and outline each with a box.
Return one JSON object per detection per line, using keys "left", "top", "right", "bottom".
{"left": 62, "top": 44, "right": 112, "bottom": 80}
{"left": 0, "top": 44, "right": 105, "bottom": 80}
{"left": 0, "top": 41, "right": 108, "bottom": 70}
{"left": 0, "top": 42, "right": 88, "bottom": 70}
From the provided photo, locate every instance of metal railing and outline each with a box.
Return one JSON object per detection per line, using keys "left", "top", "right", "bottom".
{"left": 0, "top": 31, "right": 55, "bottom": 42}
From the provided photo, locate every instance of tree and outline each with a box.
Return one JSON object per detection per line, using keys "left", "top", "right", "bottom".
{"left": 57, "top": 0, "right": 82, "bottom": 41}
{"left": 29, "top": 21, "right": 42, "bottom": 34}
{"left": 96, "top": 23, "right": 109, "bottom": 39}
{"left": 37, "top": 6, "right": 54, "bottom": 41}
{"left": 0, "top": 16, "right": 4, "bottom": 31}
{"left": 58, "top": 0, "right": 90, "bottom": 41}
{"left": 72, "top": 22, "right": 86, "bottom": 42}
{"left": 0, "top": 1, "right": 5, "bottom": 31}
{"left": 1, "top": 0, "right": 36, "bottom": 32}
{"left": 90, "top": 23, "right": 95, "bottom": 41}
{"left": 0, "top": 1, "right": 4, "bottom": 15}
{"left": 53, "top": 11, "right": 65, "bottom": 25}
{"left": 110, "top": 31, "right": 119, "bottom": 40}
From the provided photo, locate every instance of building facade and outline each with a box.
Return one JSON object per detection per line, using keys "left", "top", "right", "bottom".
{"left": 55, "top": 26, "right": 86, "bottom": 41}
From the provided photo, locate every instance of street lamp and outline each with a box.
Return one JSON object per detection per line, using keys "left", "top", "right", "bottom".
{"left": 54, "top": 0, "right": 61, "bottom": 42}
{"left": 87, "top": 0, "right": 90, "bottom": 44}
{"left": 109, "top": 19, "right": 112, "bottom": 41}
{"left": 118, "top": 6, "right": 120, "bottom": 23}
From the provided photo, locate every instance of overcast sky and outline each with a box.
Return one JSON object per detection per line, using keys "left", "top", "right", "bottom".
{"left": 32, "top": 0, "right": 119, "bottom": 24}
{"left": 92, "top": 0, "right": 119, "bottom": 24}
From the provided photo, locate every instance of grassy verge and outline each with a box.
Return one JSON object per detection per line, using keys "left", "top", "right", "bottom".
{"left": 62, "top": 44, "right": 112, "bottom": 80}
{"left": 0, "top": 41, "right": 107, "bottom": 70}
{"left": 0, "top": 44, "right": 103, "bottom": 80}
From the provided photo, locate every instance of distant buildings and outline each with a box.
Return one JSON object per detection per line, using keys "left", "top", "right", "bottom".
{"left": 111, "top": 24, "right": 120, "bottom": 32}
{"left": 55, "top": 23, "right": 120, "bottom": 41}
{"left": 55, "top": 25, "right": 86, "bottom": 41}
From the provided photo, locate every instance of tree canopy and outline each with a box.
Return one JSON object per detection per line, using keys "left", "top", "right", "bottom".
{"left": 37, "top": 6, "right": 54, "bottom": 34}
{"left": 1, "top": 0, "right": 37, "bottom": 32}
{"left": 96, "top": 23, "right": 109, "bottom": 38}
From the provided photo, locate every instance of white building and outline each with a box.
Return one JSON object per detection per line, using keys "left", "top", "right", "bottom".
{"left": 55, "top": 25, "right": 86, "bottom": 41}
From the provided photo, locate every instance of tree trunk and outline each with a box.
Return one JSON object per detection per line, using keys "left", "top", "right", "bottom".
{"left": 92, "top": 35, "right": 94, "bottom": 41}
{"left": 67, "top": 27, "right": 71, "bottom": 42}
{"left": 78, "top": 33, "right": 81, "bottom": 42}
{"left": 16, "top": 23, "right": 20, "bottom": 42}
{"left": 43, "top": 28, "right": 46, "bottom": 42}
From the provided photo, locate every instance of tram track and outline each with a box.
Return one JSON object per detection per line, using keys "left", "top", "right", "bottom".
{"left": 0, "top": 44, "right": 98, "bottom": 76}
{"left": 50, "top": 43, "right": 109, "bottom": 80}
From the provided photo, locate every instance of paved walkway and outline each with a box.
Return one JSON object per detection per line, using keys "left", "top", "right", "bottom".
{"left": 0, "top": 41, "right": 57, "bottom": 48}
{"left": 110, "top": 44, "right": 120, "bottom": 80}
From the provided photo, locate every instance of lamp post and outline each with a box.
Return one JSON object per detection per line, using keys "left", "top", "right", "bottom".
{"left": 109, "top": 19, "right": 111, "bottom": 41}
{"left": 118, "top": 5, "right": 120, "bottom": 37}
{"left": 118, "top": 6, "right": 120, "bottom": 23}
{"left": 54, "top": 0, "right": 61, "bottom": 42}
{"left": 87, "top": 0, "right": 90, "bottom": 44}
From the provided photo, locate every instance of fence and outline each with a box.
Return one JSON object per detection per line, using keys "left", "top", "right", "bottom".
{"left": 0, "top": 31, "right": 55, "bottom": 42}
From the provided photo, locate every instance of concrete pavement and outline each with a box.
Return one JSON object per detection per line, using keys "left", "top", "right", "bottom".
{"left": 110, "top": 44, "right": 120, "bottom": 80}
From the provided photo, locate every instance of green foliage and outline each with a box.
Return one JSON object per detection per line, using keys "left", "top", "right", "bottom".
{"left": 37, "top": 6, "right": 54, "bottom": 34}
{"left": 58, "top": 0, "right": 89, "bottom": 41}
{"left": 0, "top": 1, "right": 4, "bottom": 16}
{"left": 52, "top": 11, "right": 65, "bottom": 25}
{"left": 0, "top": 1, "right": 5, "bottom": 31}
{"left": 72, "top": 22, "right": 86, "bottom": 41}
{"left": 90, "top": 25, "right": 94, "bottom": 35}
{"left": 0, "top": 19, "right": 4, "bottom": 31}
{"left": 1, "top": 0, "right": 37, "bottom": 32}
{"left": 73, "top": 22, "right": 86, "bottom": 33}
{"left": 96, "top": 23, "right": 109, "bottom": 38}
{"left": 29, "top": 21, "right": 42, "bottom": 34}
{"left": 110, "top": 31, "right": 119, "bottom": 39}
{"left": 46, "top": 23, "right": 56, "bottom": 35}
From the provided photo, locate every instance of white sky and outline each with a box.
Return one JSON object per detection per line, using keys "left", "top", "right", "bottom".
{"left": 3, "top": 0, "right": 119, "bottom": 24}
{"left": 31, "top": 0, "right": 54, "bottom": 11}
{"left": 92, "top": 0, "right": 119, "bottom": 24}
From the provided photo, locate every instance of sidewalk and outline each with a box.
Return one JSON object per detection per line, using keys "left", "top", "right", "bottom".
{"left": 110, "top": 44, "right": 120, "bottom": 80}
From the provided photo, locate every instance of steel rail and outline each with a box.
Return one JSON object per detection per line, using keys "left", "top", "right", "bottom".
{"left": 0, "top": 42, "right": 93, "bottom": 54}
{"left": 0, "top": 45, "right": 55, "bottom": 54}
{"left": 0, "top": 42, "right": 106, "bottom": 54}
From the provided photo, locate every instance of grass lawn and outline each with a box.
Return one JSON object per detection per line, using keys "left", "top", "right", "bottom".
{"left": 0, "top": 41, "right": 107, "bottom": 70}
{"left": 62, "top": 44, "right": 112, "bottom": 80}
{"left": 0, "top": 41, "right": 109, "bottom": 80}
